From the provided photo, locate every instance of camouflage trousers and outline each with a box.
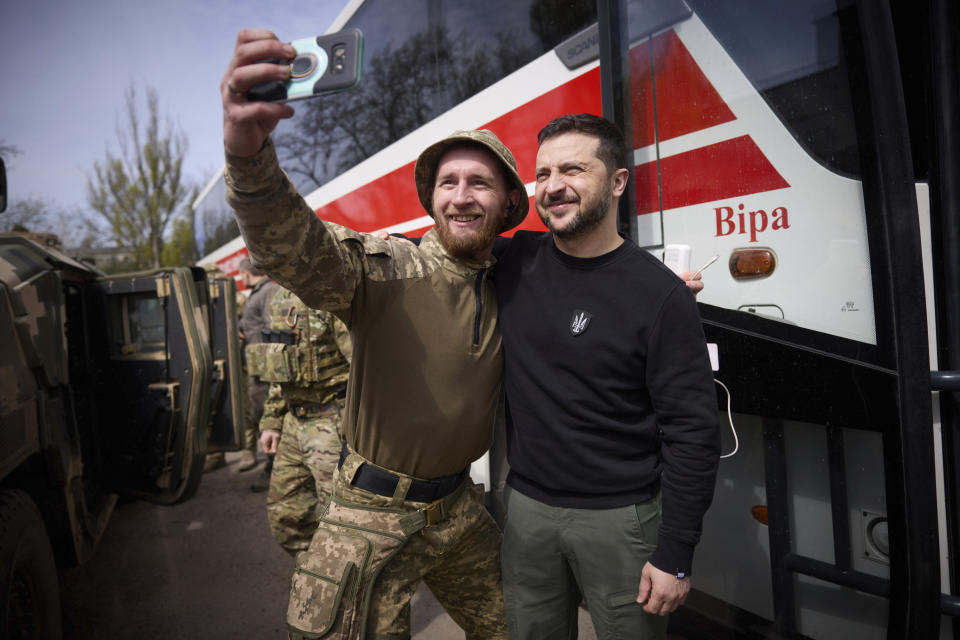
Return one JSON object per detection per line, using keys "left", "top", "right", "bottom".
{"left": 267, "top": 401, "right": 342, "bottom": 556}
{"left": 317, "top": 451, "right": 508, "bottom": 639}
{"left": 245, "top": 376, "right": 270, "bottom": 455}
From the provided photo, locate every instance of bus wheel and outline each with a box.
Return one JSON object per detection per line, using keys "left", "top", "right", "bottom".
{"left": 0, "top": 490, "right": 62, "bottom": 640}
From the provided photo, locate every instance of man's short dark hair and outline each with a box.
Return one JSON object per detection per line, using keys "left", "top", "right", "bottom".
{"left": 537, "top": 114, "right": 627, "bottom": 175}
{"left": 237, "top": 256, "right": 264, "bottom": 276}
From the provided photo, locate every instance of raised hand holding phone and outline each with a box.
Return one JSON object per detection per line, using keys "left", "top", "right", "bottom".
{"left": 221, "top": 30, "right": 297, "bottom": 157}
{"left": 222, "top": 29, "right": 364, "bottom": 157}
{"left": 247, "top": 30, "right": 363, "bottom": 103}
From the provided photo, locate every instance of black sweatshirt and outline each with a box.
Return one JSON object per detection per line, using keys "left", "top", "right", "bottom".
{"left": 494, "top": 231, "right": 720, "bottom": 576}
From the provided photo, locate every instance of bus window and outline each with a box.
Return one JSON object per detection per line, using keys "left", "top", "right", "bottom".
{"left": 272, "top": 0, "right": 597, "bottom": 195}
{"left": 689, "top": 0, "right": 861, "bottom": 177}
{"left": 622, "top": 0, "right": 881, "bottom": 349}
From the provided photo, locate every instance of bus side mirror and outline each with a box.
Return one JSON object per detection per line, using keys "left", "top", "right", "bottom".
{"left": 0, "top": 157, "right": 6, "bottom": 213}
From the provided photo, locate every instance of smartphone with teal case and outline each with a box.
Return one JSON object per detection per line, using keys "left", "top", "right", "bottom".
{"left": 247, "top": 29, "right": 363, "bottom": 102}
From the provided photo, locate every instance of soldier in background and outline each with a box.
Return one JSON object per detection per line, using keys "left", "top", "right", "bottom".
{"left": 237, "top": 257, "right": 280, "bottom": 473}
{"left": 247, "top": 286, "right": 351, "bottom": 553}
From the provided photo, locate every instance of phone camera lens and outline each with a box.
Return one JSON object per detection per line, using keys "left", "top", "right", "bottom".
{"left": 290, "top": 53, "right": 318, "bottom": 78}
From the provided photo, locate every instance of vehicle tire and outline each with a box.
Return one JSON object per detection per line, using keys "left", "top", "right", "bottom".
{"left": 0, "top": 490, "right": 62, "bottom": 640}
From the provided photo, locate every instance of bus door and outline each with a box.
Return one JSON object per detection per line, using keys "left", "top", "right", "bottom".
{"left": 599, "top": 0, "right": 959, "bottom": 638}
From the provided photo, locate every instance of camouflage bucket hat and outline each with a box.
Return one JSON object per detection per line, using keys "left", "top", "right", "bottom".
{"left": 414, "top": 129, "right": 529, "bottom": 232}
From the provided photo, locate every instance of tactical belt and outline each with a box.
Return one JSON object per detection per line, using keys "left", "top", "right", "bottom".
{"left": 289, "top": 387, "right": 346, "bottom": 418}
{"left": 338, "top": 443, "right": 468, "bottom": 504}
{"left": 290, "top": 402, "right": 331, "bottom": 418}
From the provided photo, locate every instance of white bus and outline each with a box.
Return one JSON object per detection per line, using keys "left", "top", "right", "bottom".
{"left": 196, "top": 1, "right": 960, "bottom": 637}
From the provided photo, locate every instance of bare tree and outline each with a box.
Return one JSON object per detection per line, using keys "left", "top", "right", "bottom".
{"left": 529, "top": 0, "right": 596, "bottom": 51}
{"left": 55, "top": 207, "right": 107, "bottom": 250}
{"left": 1, "top": 195, "right": 55, "bottom": 233}
{"left": 87, "top": 85, "right": 191, "bottom": 269}
{"left": 0, "top": 141, "right": 21, "bottom": 160}
{"left": 1, "top": 141, "right": 101, "bottom": 245}
{"left": 161, "top": 187, "right": 201, "bottom": 266}
{"left": 274, "top": 25, "right": 530, "bottom": 195}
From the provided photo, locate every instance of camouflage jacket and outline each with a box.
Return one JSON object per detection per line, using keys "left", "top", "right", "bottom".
{"left": 225, "top": 138, "right": 502, "bottom": 479}
{"left": 239, "top": 277, "right": 279, "bottom": 345}
{"left": 252, "top": 288, "right": 352, "bottom": 433}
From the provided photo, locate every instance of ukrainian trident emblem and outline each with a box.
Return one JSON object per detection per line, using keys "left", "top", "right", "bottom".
{"left": 570, "top": 310, "right": 592, "bottom": 336}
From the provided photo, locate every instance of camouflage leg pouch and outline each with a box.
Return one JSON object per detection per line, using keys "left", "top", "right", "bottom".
{"left": 287, "top": 526, "right": 367, "bottom": 638}
{"left": 287, "top": 497, "right": 435, "bottom": 639}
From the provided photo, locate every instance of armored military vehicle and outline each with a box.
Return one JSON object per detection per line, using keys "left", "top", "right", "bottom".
{"left": 0, "top": 158, "right": 245, "bottom": 638}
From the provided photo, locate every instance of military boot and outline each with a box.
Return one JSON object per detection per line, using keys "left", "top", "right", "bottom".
{"left": 237, "top": 450, "right": 258, "bottom": 472}
{"left": 250, "top": 453, "right": 274, "bottom": 492}
{"left": 203, "top": 452, "right": 226, "bottom": 473}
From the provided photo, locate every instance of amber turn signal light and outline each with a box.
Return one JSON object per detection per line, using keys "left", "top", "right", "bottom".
{"left": 751, "top": 505, "right": 769, "bottom": 525}
{"left": 729, "top": 248, "right": 776, "bottom": 280}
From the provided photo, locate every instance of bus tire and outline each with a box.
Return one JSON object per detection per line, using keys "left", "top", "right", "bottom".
{"left": 0, "top": 490, "right": 62, "bottom": 640}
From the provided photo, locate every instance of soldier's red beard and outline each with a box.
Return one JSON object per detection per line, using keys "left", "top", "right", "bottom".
{"left": 434, "top": 208, "right": 502, "bottom": 260}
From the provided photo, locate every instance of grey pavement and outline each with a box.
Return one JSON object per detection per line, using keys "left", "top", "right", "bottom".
{"left": 58, "top": 450, "right": 598, "bottom": 639}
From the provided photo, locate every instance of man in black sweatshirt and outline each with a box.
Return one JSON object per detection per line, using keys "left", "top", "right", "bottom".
{"left": 496, "top": 114, "right": 720, "bottom": 639}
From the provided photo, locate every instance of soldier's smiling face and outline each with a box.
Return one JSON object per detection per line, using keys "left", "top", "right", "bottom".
{"left": 431, "top": 146, "right": 511, "bottom": 262}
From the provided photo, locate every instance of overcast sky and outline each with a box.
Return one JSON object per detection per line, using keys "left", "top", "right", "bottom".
{"left": 0, "top": 0, "right": 349, "bottom": 216}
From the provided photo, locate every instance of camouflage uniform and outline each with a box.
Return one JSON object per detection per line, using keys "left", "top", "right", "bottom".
{"left": 226, "top": 138, "right": 507, "bottom": 639}
{"left": 252, "top": 287, "right": 351, "bottom": 555}
{"left": 240, "top": 276, "right": 280, "bottom": 459}
{"left": 331, "top": 452, "right": 506, "bottom": 638}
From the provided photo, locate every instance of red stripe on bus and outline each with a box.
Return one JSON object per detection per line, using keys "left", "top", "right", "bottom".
{"left": 635, "top": 136, "right": 790, "bottom": 214}
{"left": 631, "top": 30, "right": 736, "bottom": 148}
{"left": 315, "top": 31, "right": 763, "bottom": 232}
{"left": 314, "top": 70, "right": 601, "bottom": 233}
{"left": 219, "top": 248, "right": 249, "bottom": 277}
{"left": 316, "top": 162, "right": 418, "bottom": 232}
{"left": 481, "top": 69, "right": 602, "bottom": 184}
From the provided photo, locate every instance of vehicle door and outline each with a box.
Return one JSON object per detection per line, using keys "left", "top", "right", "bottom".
{"left": 91, "top": 267, "right": 213, "bottom": 505}
{"left": 204, "top": 273, "right": 245, "bottom": 453}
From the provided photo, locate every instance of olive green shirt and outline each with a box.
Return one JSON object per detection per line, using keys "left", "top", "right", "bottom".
{"left": 225, "top": 139, "right": 502, "bottom": 479}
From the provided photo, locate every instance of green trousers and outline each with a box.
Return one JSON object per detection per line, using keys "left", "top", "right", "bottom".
{"left": 501, "top": 486, "right": 668, "bottom": 640}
